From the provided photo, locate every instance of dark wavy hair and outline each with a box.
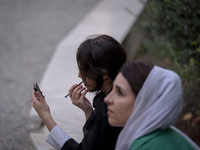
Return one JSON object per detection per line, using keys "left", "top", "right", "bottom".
{"left": 76, "top": 34, "right": 127, "bottom": 92}
{"left": 121, "top": 61, "right": 153, "bottom": 96}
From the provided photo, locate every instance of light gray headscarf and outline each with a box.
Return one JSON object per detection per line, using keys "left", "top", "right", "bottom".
{"left": 115, "top": 66, "right": 183, "bottom": 150}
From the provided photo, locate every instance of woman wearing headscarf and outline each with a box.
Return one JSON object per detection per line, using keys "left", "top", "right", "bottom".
{"left": 105, "top": 61, "right": 199, "bottom": 150}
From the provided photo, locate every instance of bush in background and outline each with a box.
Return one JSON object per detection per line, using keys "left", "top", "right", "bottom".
{"left": 143, "top": 0, "right": 200, "bottom": 91}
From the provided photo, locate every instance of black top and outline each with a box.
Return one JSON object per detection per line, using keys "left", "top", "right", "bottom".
{"left": 61, "top": 92, "right": 122, "bottom": 150}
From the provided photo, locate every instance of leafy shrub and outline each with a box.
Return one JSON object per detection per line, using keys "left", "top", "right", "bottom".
{"left": 143, "top": 0, "right": 200, "bottom": 91}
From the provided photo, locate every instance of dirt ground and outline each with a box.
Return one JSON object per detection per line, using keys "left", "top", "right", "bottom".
{"left": 122, "top": 23, "right": 200, "bottom": 146}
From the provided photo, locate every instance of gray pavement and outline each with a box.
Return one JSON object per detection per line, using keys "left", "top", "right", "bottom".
{"left": 0, "top": 0, "right": 100, "bottom": 149}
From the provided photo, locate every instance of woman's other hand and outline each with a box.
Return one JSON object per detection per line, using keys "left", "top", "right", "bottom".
{"left": 69, "top": 84, "right": 93, "bottom": 120}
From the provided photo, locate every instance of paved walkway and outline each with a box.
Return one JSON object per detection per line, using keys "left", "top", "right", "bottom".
{"left": 0, "top": 0, "right": 99, "bottom": 149}
{"left": 29, "top": 0, "right": 145, "bottom": 149}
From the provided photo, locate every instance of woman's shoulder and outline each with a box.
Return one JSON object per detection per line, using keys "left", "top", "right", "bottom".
{"left": 94, "top": 92, "right": 105, "bottom": 99}
{"left": 93, "top": 92, "right": 106, "bottom": 107}
{"left": 129, "top": 128, "right": 195, "bottom": 150}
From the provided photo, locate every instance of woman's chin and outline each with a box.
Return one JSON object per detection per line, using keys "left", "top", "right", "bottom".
{"left": 108, "top": 118, "right": 118, "bottom": 127}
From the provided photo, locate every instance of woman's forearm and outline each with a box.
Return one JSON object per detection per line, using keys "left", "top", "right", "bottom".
{"left": 42, "top": 114, "right": 57, "bottom": 131}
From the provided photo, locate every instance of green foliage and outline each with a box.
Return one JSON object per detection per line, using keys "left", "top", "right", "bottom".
{"left": 143, "top": 0, "right": 200, "bottom": 91}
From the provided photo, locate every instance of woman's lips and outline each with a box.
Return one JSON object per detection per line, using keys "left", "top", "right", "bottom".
{"left": 107, "top": 108, "right": 113, "bottom": 116}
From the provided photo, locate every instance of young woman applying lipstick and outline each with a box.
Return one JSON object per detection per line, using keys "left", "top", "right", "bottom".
{"left": 32, "top": 34, "right": 126, "bottom": 150}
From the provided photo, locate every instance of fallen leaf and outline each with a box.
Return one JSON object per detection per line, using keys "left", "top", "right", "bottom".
{"left": 182, "top": 112, "right": 193, "bottom": 121}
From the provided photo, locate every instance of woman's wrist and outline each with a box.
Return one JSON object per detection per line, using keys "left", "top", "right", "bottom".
{"left": 42, "top": 114, "right": 57, "bottom": 131}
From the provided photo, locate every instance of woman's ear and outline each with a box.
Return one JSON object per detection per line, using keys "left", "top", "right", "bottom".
{"left": 103, "top": 74, "right": 109, "bottom": 80}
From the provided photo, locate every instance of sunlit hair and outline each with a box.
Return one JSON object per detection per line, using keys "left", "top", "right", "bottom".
{"left": 121, "top": 61, "right": 153, "bottom": 96}
{"left": 76, "top": 34, "right": 127, "bottom": 92}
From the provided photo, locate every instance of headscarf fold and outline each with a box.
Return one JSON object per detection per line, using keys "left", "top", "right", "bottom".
{"left": 116, "top": 66, "right": 183, "bottom": 150}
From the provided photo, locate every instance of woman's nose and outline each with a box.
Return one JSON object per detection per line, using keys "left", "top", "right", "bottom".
{"left": 104, "top": 92, "right": 112, "bottom": 104}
